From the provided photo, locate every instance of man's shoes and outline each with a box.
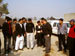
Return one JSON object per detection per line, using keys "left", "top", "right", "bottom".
{"left": 19, "top": 49, "right": 23, "bottom": 51}
{"left": 46, "top": 52, "right": 50, "bottom": 53}
{"left": 31, "top": 48, "right": 33, "bottom": 50}
{"left": 43, "top": 50, "right": 46, "bottom": 52}
{"left": 64, "top": 50, "right": 66, "bottom": 53}
{"left": 14, "top": 50, "right": 18, "bottom": 52}
{"left": 58, "top": 49, "right": 62, "bottom": 52}
{"left": 27, "top": 48, "right": 29, "bottom": 49}
{"left": 63, "top": 50, "right": 67, "bottom": 54}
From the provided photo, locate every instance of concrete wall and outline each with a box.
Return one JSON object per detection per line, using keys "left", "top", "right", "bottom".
{"left": 64, "top": 13, "right": 75, "bottom": 21}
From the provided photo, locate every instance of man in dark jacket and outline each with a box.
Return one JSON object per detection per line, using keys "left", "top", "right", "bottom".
{"left": 22, "top": 17, "right": 27, "bottom": 47}
{"left": 0, "top": 25, "right": 2, "bottom": 54}
{"left": 40, "top": 18, "right": 45, "bottom": 47}
{"left": 0, "top": 38, "right": 1, "bottom": 55}
{"left": 2, "top": 17, "right": 12, "bottom": 55}
{"left": 36, "top": 21, "right": 43, "bottom": 47}
{"left": 42, "top": 19, "right": 52, "bottom": 53}
{"left": 15, "top": 19, "right": 25, "bottom": 51}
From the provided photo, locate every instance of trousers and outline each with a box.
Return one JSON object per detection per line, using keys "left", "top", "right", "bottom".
{"left": 27, "top": 33, "right": 34, "bottom": 48}
{"left": 15, "top": 35, "right": 24, "bottom": 50}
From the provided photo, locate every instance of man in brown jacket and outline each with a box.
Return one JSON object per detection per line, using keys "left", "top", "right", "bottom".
{"left": 12, "top": 19, "right": 17, "bottom": 49}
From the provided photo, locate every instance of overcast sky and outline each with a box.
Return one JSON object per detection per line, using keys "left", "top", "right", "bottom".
{"left": 3, "top": 0, "right": 75, "bottom": 19}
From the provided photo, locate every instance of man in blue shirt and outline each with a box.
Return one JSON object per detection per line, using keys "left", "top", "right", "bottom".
{"left": 57, "top": 18, "right": 67, "bottom": 53}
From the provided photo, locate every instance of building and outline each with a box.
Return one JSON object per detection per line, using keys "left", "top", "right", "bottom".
{"left": 64, "top": 13, "right": 75, "bottom": 21}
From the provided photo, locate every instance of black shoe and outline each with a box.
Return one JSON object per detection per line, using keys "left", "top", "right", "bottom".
{"left": 8, "top": 50, "right": 11, "bottom": 53}
{"left": 31, "top": 48, "right": 33, "bottom": 50}
{"left": 19, "top": 49, "right": 23, "bottom": 51}
{"left": 58, "top": 49, "right": 62, "bottom": 52}
{"left": 14, "top": 50, "right": 18, "bottom": 52}
{"left": 43, "top": 50, "right": 46, "bottom": 52}
{"left": 64, "top": 50, "right": 67, "bottom": 53}
{"left": 46, "top": 51, "right": 50, "bottom": 53}
{"left": 27, "top": 48, "right": 29, "bottom": 49}
{"left": 43, "top": 46, "right": 45, "bottom": 48}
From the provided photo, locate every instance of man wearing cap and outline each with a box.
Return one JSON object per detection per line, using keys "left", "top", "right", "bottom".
{"left": 2, "top": 17, "right": 12, "bottom": 55}
{"left": 57, "top": 18, "right": 67, "bottom": 52}
{"left": 67, "top": 19, "right": 75, "bottom": 56}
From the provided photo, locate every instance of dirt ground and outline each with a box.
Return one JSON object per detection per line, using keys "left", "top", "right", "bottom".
{"left": 0, "top": 32, "right": 68, "bottom": 56}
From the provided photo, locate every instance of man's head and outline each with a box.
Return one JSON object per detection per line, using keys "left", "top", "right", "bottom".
{"left": 40, "top": 17, "right": 45, "bottom": 24}
{"left": 59, "top": 18, "right": 64, "bottom": 24}
{"left": 69, "top": 19, "right": 75, "bottom": 26}
{"left": 19, "top": 19, "right": 23, "bottom": 24}
{"left": 13, "top": 19, "right": 17, "bottom": 23}
{"left": 7, "top": 17, "right": 12, "bottom": 23}
{"left": 41, "top": 18, "right": 47, "bottom": 24}
{"left": 5, "top": 16, "right": 9, "bottom": 21}
{"left": 28, "top": 18, "right": 32, "bottom": 23}
{"left": 22, "top": 17, "right": 27, "bottom": 23}
{"left": 37, "top": 21, "right": 41, "bottom": 25}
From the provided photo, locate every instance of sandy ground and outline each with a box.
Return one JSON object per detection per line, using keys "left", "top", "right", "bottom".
{"left": 0, "top": 31, "right": 68, "bottom": 56}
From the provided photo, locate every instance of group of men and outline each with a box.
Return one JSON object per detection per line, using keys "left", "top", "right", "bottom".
{"left": 0, "top": 16, "right": 75, "bottom": 56}
{"left": 0, "top": 16, "right": 52, "bottom": 56}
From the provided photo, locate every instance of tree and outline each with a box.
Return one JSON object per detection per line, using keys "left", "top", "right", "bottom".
{"left": 0, "top": 0, "right": 2, "bottom": 3}
{"left": 0, "top": 0, "right": 9, "bottom": 18}
{"left": 34, "top": 16, "right": 37, "bottom": 21}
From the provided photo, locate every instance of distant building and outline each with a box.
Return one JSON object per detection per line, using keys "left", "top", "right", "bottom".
{"left": 64, "top": 13, "right": 75, "bottom": 21}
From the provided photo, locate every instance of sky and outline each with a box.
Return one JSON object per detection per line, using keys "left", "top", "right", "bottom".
{"left": 3, "top": 0, "right": 75, "bottom": 19}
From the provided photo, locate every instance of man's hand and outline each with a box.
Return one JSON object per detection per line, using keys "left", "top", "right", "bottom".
{"left": 47, "top": 34, "right": 50, "bottom": 37}
{"left": 24, "top": 34, "right": 26, "bottom": 37}
{"left": 40, "top": 30, "right": 43, "bottom": 32}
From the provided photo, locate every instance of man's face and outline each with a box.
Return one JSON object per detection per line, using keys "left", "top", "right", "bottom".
{"left": 23, "top": 19, "right": 26, "bottom": 23}
{"left": 7, "top": 20, "right": 12, "bottom": 23}
{"left": 14, "top": 21, "right": 17, "bottom": 23}
{"left": 40, "top": 20, "right": 44, "bottom": 25}
{"left": 20, "top": 20, "right": 23, "bottom": 24}
{"left": 10, "top": 20, "right": 12, "bottom": 23}
{"left": 70, "top": 21, "right": 74, "bottom": 25}
{"left": 59, "top": 20, "right": 63, "bottom": 24}
{"left": 37, "top": 22, "right": 41, "bottom": 25}
{"left": 28, "top": 20, "right": 32, "bottom": 23}
{"left": 42, "top": 20, "right": 46, "bottom": 24}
